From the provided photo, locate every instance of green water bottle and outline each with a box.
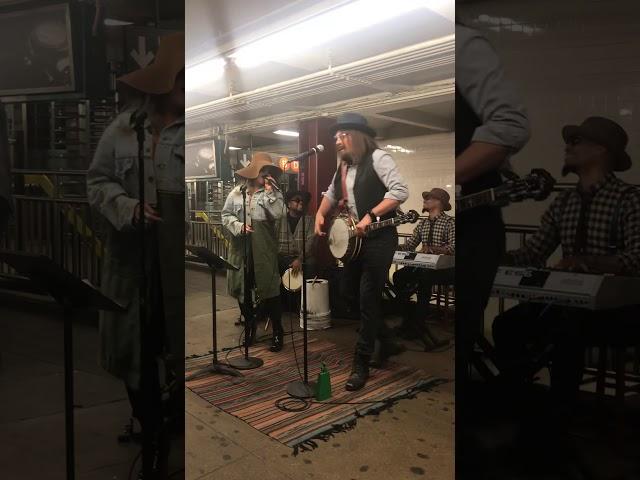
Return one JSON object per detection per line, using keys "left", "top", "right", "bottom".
{"left": 315, "top": 363, "right": 332, "bottom": 401}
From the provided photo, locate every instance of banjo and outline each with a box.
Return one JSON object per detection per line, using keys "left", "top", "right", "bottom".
{"left": 328, "top": 210, "right": 420, "bottom": 263}
{"left": 457, "top": 168, "right": 555, "bottom": 212}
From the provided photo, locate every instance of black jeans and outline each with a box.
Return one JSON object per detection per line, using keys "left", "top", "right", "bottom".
{"left": 393, "top": 266, "right": 455, "bottom": 313}
{"left": 456, "top": 208, "right": 505, "bottom": 408}
{"left": 493, "top": 302, "right": 640, "bottom": 407}
{"left": 341, "top": 228, "right": 397, "bottom": 357}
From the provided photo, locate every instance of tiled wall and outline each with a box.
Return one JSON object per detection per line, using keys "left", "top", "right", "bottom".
{"left": 390, "top": 132, "right": 455, "bottom": 235}
{"left": 458, "top": 0, "right": 640, "bottom": 238}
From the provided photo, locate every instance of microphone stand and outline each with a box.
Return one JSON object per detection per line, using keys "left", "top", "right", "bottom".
{"left": 133, "top": 112, "right": 159, "bottom": 478}
{"left": 228, "top": 184, "right": 263, "bottom": 370}
{"left": 285, "top": 153, "right": 317, "bottom": 398}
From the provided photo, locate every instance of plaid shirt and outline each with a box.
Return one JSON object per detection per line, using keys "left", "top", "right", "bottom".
{"left": 401, "top": 212, "right": 455, "bottom": 254}
{"left": 507, "top": 173, "right": 640, "bottom": 274}
{"left": 277, "top": 213, "right": 315, "bottom": 260}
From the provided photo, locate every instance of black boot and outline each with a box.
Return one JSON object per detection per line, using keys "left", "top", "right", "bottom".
{"left": 370, "top": 340, "right": 406, "bottom": 368}
{"left": 346, "top": 353, "right": 370, "bottom": 391}
{"left": 270, "top": 325, "right": 284, "bottom": 352}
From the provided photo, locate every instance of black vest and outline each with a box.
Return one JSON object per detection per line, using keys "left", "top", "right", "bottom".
{"left": 455, "top": 86, "right": 502, "bottom": 195}
{"left": 333, "top": 151, "right": 392, "bottom": 221}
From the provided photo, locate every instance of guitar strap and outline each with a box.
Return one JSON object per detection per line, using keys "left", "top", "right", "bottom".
{"left": 338, "top": 161, "right": 349, "bottom": 213}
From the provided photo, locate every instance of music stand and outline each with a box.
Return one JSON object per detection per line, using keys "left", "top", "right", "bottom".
{"left": 0, "top": 250, "right": 125, "bottom": 480}
{"left": 185, "top": 246, "right": 241, "bottom": 379}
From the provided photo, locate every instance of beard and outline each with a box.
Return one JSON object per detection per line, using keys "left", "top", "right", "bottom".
{"left": 338, "top": 150, "right": 361, "bottom": 165}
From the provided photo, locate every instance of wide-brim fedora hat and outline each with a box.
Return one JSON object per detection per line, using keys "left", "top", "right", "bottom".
{"left": 117, "top": 32, "right": 184, "bottom": 95}
{"left": 235, "top": 152, "right": 283, "bottom": 180}
{"left": 562, "top": 116, "right": 631, "bottom": 172}
{"left": 328, "top": 112, "right": 377, "bottom": 138}
{"left": 422, "top": 188, "right": 452, "bottom": 211}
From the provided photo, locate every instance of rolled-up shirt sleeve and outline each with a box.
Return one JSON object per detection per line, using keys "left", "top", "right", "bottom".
{"left": 456, "top": 25, "right": 530, "bottom": 152}
{"left": 373, "top": 151, "right": 409, "bottom": 203}
{"left": 322, "top": 171, "right": 339, "bottom": 206}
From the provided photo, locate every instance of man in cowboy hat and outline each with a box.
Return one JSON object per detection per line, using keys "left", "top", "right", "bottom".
{"left": 315, "top": 112, "right": 409, "bottom": 390}
{"left": 492, "top": 116, "right": 640, "bottom": 415}
{"left": 222, "top": 152, "right": 286, "bottom": 352}
{"left": 393, "top": 187, "right": 455, "bottom": 338}
{"left": 86, "top": 32, "right": 185, "bottom": 454}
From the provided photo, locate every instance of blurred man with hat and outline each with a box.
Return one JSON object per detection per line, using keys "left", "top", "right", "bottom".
{"left": 493, "top": 116, "right": 640, "bottom": 417}
{"left": 315, "top": 112, "right": 409, "bottom": 390}
{"left": 86, "top": 32, "right": 185, "bottom": 455}
{"left": 394, "top": 187, "right": 455, "bottom": 338}
{"left": 278, "top": 189, "right": 315, "bottom": 275}
{"left": 222, "top": 152, "right": 286, "bottom": 352}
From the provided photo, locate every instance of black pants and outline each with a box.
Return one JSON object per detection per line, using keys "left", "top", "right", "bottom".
{"left": 456, "top": 208, "right": 505, "bottom": 478}
{"left": 493, "top": 302, "right": 640, "bottom": 407}
{"left": 393, "top": 266, "right": 455, "bottom": 316}
{"left": 239, "top": 244, "right": 283, "bottom": 333}
{"left": 341, "top": 229, "right": 397, "bottom": 357}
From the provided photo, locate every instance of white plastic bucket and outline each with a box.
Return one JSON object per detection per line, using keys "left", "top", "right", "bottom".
{"left": 299, "top": 279, "right": 331, "bottom": 330}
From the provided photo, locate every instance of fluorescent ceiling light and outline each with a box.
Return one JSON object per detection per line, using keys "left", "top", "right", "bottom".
{"left": 385, "top": 144, "right": 414, "bottom": 154}
{"left": 230, "top": 0, "right": 433, "bottom": 68}
{"left": 274, "top": 130, "right": 299, "bottom": 137}
{"left": 104, "top": 18, "right": 134, "bottom": 26}
{"left": 228, "top": 146, "right": 241, "bottom": 150}
{"left": 186, "top": 58, "right": 226, "bottom": 91}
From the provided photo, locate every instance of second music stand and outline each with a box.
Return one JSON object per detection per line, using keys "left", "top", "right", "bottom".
{"left": 185, "top": 245, "right": 242, "bottom": 379}
{"left": 0, "top": 250, "right": 125, "bottom": 480}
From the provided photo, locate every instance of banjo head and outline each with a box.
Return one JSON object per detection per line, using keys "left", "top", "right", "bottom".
{"left": 328, "top": 216, "right": 354, "bottom": 260}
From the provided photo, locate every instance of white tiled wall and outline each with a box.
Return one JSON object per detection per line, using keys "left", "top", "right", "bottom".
{"left": 459, "top": 0, "right": 640, "bottom": 236}
{"left": 387, "top": 132, "right": 455, "bottom": 235}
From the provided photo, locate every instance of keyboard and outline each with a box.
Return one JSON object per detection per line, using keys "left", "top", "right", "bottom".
{"left": 392, "top": 251, "right": 455, "bottom": 270}
{"left": 491, "top": 266, "right": 640, "bottom": 310}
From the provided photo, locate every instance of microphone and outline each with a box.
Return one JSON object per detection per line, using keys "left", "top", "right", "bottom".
{"left": 130, "top": 109, "right": 148, "bottom": 130}
{"left": 286, "top": 144, "right": 324, "bottom": 163}
{"left": 264, "top": 176, "right": 282, "bottom": 192}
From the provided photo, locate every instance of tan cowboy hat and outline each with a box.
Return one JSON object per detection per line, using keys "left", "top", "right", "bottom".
{"left": 117, "top": 32, "right": 184, "bottom": 95}
{"left": 235, "top": 152, "right": 283, "bottom": 179}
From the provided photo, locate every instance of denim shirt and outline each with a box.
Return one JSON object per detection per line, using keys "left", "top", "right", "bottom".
{"left": 222, "top": 185, "right": 285, "bottom": 237}
{"left": 87, "top": 110, "right": 185, "bottom": 231}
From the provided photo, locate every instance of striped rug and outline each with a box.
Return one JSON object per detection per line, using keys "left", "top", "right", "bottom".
{"left": 186, "top": 338, "right": 441, "bottom": 452}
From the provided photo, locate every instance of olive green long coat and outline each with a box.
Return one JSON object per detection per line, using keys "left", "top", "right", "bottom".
{"left": 222, "top": 185, "right": 284, "bottom": 303}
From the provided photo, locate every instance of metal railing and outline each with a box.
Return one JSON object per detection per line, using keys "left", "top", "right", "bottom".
{"left": 2, "top": 170, "right": 103, "bottom": 286}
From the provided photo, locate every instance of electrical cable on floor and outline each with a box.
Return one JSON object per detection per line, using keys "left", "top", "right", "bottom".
{"left": 274, "top": 382, "right": 435, "bottom": 413}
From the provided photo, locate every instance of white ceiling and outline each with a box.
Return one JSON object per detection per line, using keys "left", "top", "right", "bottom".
{"left": 185, "top": 0, "right": 455, "bottom": 147}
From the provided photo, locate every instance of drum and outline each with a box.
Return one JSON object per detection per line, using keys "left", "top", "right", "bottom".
{"left": 299, "top": 279, "right": 331, "bottom": 330}
{"left": 328, "top": 214, "right": 361, "bottom": 263}
{"left": 281, "top": 267, "right": 302, "bottom": 292}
